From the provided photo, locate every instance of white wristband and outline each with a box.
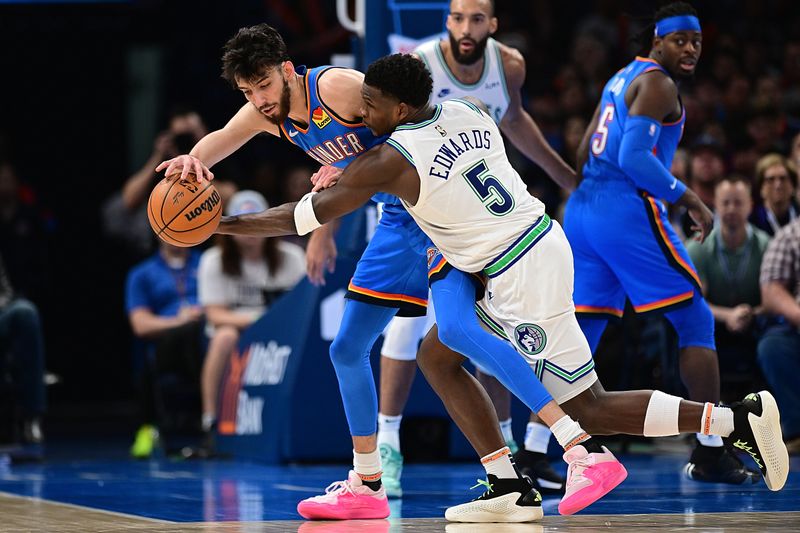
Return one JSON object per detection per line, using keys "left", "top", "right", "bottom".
{"left": 294, "top": 192, "right": 322, "bottom": 236}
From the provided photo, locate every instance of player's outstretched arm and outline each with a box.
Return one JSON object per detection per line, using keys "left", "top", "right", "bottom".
{"left": 498, "top": 48, "right": 577, "bottom": 191}
{"left": 156, "top": 104, "right": 276, "bottom": 182}
{"left": 217, "top": 144, "right": 412, "bottom": 237}
{"left": 575, "top": 102, "right": 601, "bottom": 183}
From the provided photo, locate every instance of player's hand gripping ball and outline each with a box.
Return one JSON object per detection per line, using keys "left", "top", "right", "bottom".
{"left": 147, "top": 174, "right": 222, "bottom": 247}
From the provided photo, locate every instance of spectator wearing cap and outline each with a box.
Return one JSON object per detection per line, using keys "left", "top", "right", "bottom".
{"left": 197, "top": 190, "right": 306, "bottom": 446}
{"left": 750, "top": 153, "right": 798, "bottom": 237}
{"left": 680, "top": 135, "right": 726, "bottom": 237}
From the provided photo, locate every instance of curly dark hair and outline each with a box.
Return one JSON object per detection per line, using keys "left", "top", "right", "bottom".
{"left": 364, "top": 54, "right": 433, "bottom": 107}
{"left": 221, "top": 23, "right": 290, "bottom": 87}
{"left": 633, "top": 2, "right": 699, "bottom": 54}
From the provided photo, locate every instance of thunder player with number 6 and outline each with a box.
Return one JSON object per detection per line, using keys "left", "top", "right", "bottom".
{"left": 563, "top": 2, "right": 760, "bottom": 484}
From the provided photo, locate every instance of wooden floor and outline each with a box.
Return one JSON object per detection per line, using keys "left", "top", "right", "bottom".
{"left": 2, "top": 493, "right": 798, "bottom": 532}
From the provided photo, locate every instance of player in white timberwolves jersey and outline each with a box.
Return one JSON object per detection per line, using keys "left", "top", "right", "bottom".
{"left": 379, "top": 0, "right": 573, "bottom": 496}
{"left": 217, "top": 54, "right": 788, "bottom": 519}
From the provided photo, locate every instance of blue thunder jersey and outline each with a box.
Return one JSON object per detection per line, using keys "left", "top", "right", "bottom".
{"left": 279, "top": 65, "right": 396, "bottom": 206}
{"left": 581, "top": 57, "right": 685, "bottom": 192}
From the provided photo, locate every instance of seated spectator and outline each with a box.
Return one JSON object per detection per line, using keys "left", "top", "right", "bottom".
{"left": 198, "top": 191, "right": 305, "bottom": 448}
{"left": 749, "top": 153, "right": 798, "bottom": 237}
{"left": 125, "top": 240, "right": 205, "bottom": 458}
{"left": 685, "top": 176, "right": 770, "bottom": 400}
{"left": 757, "top": 217, "right": 800, "bottom": 454}
{"left": 0, "top": 253, "right": 46, "bottom": 460}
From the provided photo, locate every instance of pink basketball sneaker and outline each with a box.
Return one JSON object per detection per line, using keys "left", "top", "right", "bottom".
{"left": 558, "top": 444, "right": 627, "bottom": 516}
{"left": 297, "top": 471, "right": 391, "bottom": 520}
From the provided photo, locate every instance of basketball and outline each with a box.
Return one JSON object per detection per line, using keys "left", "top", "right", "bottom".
{"left": 147, "top": 174, "right": 223, "bottom": 247}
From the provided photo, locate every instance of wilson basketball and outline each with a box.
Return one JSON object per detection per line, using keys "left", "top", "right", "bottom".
{"left": 147, "top": 174, "right": 222, "bottom": 247}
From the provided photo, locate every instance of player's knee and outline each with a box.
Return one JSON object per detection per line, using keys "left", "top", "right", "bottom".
{"left": 211, "top": 325, "right": 239, "bottom": 348}
{"left": 666, "top": 294, "right": 715, "bottom": 349}
{"left": 436, "top": 319, "right": 471, "bottom": 355}
{"left": 329, "top": 334, "right": 367, "bottom": 368}
{"left": 416, "top": 330, "right": 462, "bottom": 375}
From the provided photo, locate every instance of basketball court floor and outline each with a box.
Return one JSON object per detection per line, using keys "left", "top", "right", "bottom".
{"left": 1, "top": 445, "right": 797, "bottom": 532}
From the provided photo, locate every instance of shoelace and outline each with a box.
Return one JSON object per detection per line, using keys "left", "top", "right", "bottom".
{"left": 470, "top": 478, "right": 494, "bottom": 498}
{"left": 565, "top": 457, "right": 590, "bottom": 486}
{"left": 324, "top": 479, "right": 356, "bottom": 496}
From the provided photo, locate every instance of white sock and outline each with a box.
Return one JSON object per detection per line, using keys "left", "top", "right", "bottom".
{"left": 377, "top": 413, "right": 402, "bottom": 451}
{"left": 353, "top": 448, "right": 382, "bottom": 483}
{"left": 696, "top": 433, "right": 724, "bottom": 447}
{"left": 201, "top": 413, "right": 216, "bottom": 432}
{"left": 524, "top": 422, "right": 551, "bottom": 454}
{"left": 481, "top": 446, "right": 518, "bottom": 479}
{"left": 499, "top": 418, "right": 514, "bottom": 444}
{"left": 699, "top": 403, "right": 734, "bottom": 438}
{"left": 550, "top": 415, "right": 589, "bottom": 450}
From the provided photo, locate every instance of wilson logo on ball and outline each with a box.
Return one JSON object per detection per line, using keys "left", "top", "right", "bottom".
{"left": 184, "top": 190, "right": 221, "bottom": 221}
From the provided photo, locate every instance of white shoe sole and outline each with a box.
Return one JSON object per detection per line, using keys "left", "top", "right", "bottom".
{"left": 445, "top": 492, "right": 543, "bottom": 523}
{"left": 747, "top": 391, "right": 789, "bottom": 491}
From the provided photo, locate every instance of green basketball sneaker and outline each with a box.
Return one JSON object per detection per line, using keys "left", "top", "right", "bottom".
{"left": 379, "top": 443, "right": 404, "bottom": 498}
{"left": 130, "top": 424, "right": 160, "bottom": 459}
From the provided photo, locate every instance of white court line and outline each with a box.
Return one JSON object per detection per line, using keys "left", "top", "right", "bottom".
{"left": 0, "top": 490, "right": 175, "bottom": 523}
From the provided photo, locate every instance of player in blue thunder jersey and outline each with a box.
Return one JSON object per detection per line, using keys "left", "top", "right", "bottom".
{"left": 563, "top": 2, "right": 759, "bottom": 485}
{"left": 156, "top": 24, "right": 430, "bottom": 520}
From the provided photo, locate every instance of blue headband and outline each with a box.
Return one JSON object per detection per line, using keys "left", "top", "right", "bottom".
{"left": 655, "top": 15, "right": 701, "bottom": 37}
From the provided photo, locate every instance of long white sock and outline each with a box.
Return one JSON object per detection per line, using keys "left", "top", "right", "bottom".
{"left": 499, "top": 418, "right": 514, "bottom": 444}
{"left": 353, "top": 448, "right": 382, "bottom": 483}
{"left": 524, "top": 422, "right": 551, "bottom": 454}
{"left": 377, "top": 413, "right": 402, "bottom": 451}
{"left": 550, "top": 416, "right": 589, "bottom": 450}
{"left": 481, "top": 446, "right": 518, "bottom": 479}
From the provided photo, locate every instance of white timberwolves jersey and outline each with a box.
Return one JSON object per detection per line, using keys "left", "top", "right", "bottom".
{"left": 387, "top": 99, "right": 545, "bottom": 273}
{"left": 415, "top": 38, "right": 510, "bottom": 124}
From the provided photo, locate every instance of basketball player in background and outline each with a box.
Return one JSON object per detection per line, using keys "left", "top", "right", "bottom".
{"left": 374, "top": 0, "right": 572, "bottom": 497}
{"left": 215, "top": 53, "right": 788, "bottom": 519}
{"left": 563, "top": 2, "right": 760, "bottom": 484}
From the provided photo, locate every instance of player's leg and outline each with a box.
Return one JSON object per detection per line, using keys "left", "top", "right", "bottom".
{"left": 298, "top": 211, "right": 428, "bottom": 520}
{"left": 417, "top": 324, "right": 623, "bottom": 521}
{"left": 297, "top": 299, "right": 397, "bottom": 520}
{"left": 424, "top": 251, "right": 625, "bottom": 519}
{"left": 377, "top": 313, "right": 430, "bottom": 498}
{"left": 474, "top": 370, "right": 516, "bottom": 448}
{"left": 560, "top": 380, "right": 789, "bottom": 491}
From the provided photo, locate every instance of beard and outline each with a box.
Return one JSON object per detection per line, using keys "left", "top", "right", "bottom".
{"left": 259, "top": 78, "right": 291, "bottom": 125}
{"left": 448, "top": 32, "right": 490, "bottom": 66}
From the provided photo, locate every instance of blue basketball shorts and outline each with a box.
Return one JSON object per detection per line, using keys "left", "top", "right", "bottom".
{"left": 345, "top": 204, "right": 429, "bottom": 317}
{"left": 563, "top": 180, "right": 701, "bottom": 319}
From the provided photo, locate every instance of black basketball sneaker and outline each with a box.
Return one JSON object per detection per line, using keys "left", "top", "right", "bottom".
{"left": 684, "top": 443, "right": 761, "bottom": 485}
{"left": 724, "top": 391, "right": 789, "bottom": 491}
{"left": 445, "top": 474, "right": 543, "bottom": 523}
{"left": 513, "top": 449, "right": 566, "bottom": 494}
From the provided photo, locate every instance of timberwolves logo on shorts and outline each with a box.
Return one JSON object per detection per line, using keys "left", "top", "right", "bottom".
{"left": 515, "top": 323, "right": 546, "bottom": 356}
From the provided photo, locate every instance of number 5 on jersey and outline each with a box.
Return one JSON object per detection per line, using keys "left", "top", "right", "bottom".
{"left": 591, "top": 104, "right": 615, "bottom": 156}
{"left": 462, "top": 159, "right": 514, "bottom": 216}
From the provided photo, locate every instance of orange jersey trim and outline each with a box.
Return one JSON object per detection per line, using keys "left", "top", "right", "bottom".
{"left": 347, "top": 281, "right": 428, "bottom": 307}
{"left": 633, "top": 290, "right": 694, "bottom": 313}
{"left": 427, "top": 257, "right": 448, "bottom": 278}
{"left": 575, "top": 305, "right": 624, "bottom": 318}
{"left": 646, "top": 197, "right": 701, "bottom": 287}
